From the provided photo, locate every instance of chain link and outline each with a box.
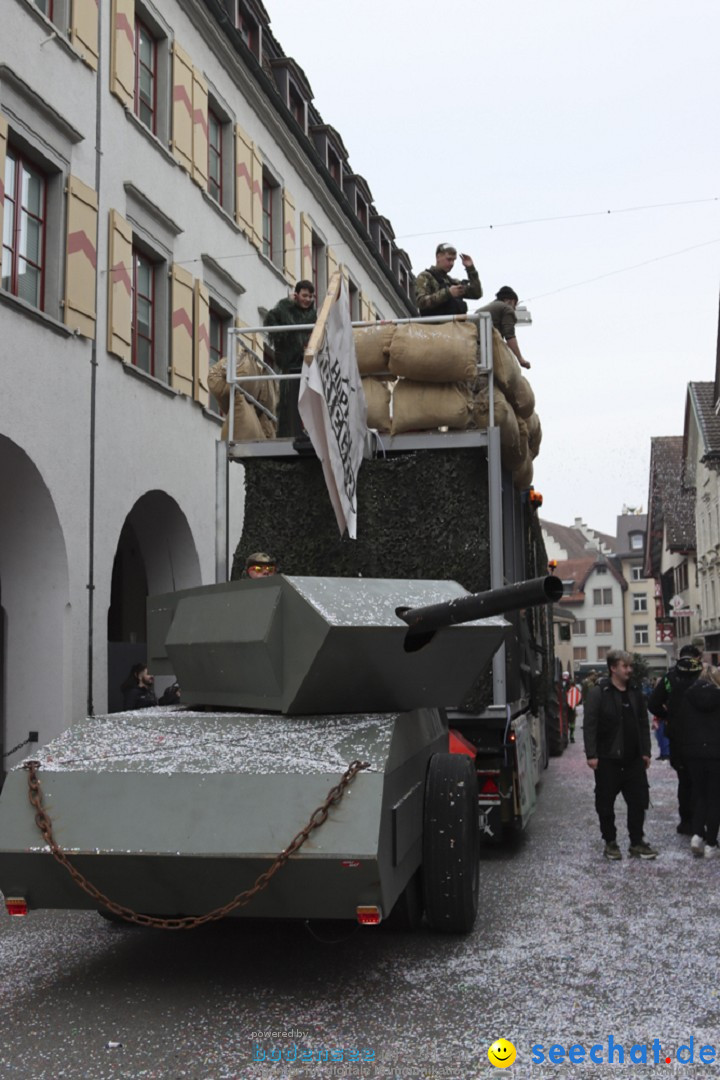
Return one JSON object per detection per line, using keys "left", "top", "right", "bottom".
{"left": 3, "top": 737, "right": 33, "bottom": 759}
{"left": 24, "top": 758, "right": 369, "bottom": 930}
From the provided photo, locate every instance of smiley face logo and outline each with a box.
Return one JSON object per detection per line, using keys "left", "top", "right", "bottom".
{"left": 488, "top": 1039, "right": 517, "bottom": 1068}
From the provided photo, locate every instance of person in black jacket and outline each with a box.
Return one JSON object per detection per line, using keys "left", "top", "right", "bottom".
{"left": 584, "top": 649, "right": 657, "bottom": 860}
{"left": 647, "top": 643, "right": 703, "bottom": 834}
{"left": 678, "top": 665, "right": 720, "bottom": 858}
{"left": 121, "top": 663, "right": 158, "bottom": 711}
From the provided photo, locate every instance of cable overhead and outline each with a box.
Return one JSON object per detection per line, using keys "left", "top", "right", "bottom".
{"left": 525, "top": 236, "right": 720, "bottom": 302}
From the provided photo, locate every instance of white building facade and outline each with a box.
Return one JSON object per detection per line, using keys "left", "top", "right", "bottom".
{"left": 0, "top": 0, "right": 414, "bottom": 776}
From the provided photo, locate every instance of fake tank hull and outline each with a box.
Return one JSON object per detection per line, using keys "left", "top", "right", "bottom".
{"left": 0, "top": 576, "right": 559, "bottom": 926}
{"left": 0, "top": 707, "right": 447, "bottom": 919}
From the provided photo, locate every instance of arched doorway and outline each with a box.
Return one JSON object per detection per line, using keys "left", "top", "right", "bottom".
{"left": 0, "top": 436, "right": 70, "bottom": 783}
{"left": 107, "top": 491, "right": 201, "bottom": 711}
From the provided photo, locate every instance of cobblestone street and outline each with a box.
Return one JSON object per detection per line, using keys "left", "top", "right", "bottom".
{"left": 1, "top": 714, "right": 717, "bottom": 1079}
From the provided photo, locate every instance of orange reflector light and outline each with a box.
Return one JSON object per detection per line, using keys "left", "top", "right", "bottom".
{"left": 5, "top": 897, "right": 27, "bottom": 917}
{"left": 356, "top": 905, "right": 382, "bottom": 926}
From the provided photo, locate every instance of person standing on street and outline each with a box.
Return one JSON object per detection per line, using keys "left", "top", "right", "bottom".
{"left": 647, "top": 643, "right": 703, "bottom": 834}
{"left": 678, "top": 665, "right": 720, "bottom": 858}
{"left": 584, "top": 649, "right": 657, "bottom": 860}
{"left": 414, "top": 243, "right": 482, "bottom": 318}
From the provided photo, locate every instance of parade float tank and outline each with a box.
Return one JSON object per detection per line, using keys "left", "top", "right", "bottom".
{"left": 0, "top": 572, "right": 560, "bottom": 933}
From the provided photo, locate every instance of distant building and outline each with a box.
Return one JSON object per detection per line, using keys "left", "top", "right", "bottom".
{"left": 554, "top": 555, "right": 627, "bottom": 674}
{"left": 615, "top": 511, "right": 665, "bottom": 672}
{"left": 645, "top": 436, "right": 699, "bottom": 658}
{"left": 684, "top": 382, "right": 720, "bottom": 661}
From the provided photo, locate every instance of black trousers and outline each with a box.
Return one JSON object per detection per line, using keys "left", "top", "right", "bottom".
{"left": 669, "top": 740, "right": 694, "bottom": 826}
{"left": 594, "top": 758, "right": 649, "bottom": 846}
{"left": 687, "top": 758, "right": 720, "bottom": 845}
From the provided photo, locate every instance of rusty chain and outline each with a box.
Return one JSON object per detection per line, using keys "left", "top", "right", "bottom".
{"left": 24, "top": 758, "right": 369, "bottom": 930}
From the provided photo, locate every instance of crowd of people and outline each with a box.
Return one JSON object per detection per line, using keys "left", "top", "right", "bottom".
{"left": 580, "top": 643, "right": 720, "bottom": 861}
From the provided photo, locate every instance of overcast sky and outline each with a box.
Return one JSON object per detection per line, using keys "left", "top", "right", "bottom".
{"left": 269, "top": 0, "right": 720, "bottom": 536}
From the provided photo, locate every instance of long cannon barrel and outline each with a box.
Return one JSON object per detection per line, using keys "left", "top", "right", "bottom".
{"left": 397, "top": 575, "right": 564, "bottom": 639}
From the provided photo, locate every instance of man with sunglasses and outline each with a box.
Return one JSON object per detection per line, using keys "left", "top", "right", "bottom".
{"left": 243, "top": 552, "right": 278, "bottom": 579}
{"left": 414, "top": 243, "right": 482, "bottom": 318}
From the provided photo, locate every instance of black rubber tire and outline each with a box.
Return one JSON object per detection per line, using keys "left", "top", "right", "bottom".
{"left": 422, "top": 753, "right": 480, "bottom": 934}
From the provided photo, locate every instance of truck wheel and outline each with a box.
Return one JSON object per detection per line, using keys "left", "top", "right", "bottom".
{"left": 422, "top": 753, "right": 480, "bottom": 934}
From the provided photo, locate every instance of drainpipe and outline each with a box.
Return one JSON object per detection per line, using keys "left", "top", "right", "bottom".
{"left": 86, "top": 7, "right": 104, "bottom": 716}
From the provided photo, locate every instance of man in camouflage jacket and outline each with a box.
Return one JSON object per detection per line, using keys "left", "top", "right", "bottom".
{"left": 414, "top": 243, "right": 482, "bottom": 317}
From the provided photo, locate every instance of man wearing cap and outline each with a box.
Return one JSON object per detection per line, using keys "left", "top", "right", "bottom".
{"left": 414, "top": 244, "right": 482, "bottom": 317}
{"left": 648, "top": 642, "right": 704, "bottom": 834}
{"left": 243, "top": 552, "right": 278, "bottom": 579}
{"left": 481, "top": 286, "right": 531, "bottom": 369}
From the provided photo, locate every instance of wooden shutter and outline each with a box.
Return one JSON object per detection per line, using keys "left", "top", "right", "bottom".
{"left": 282, "top": 187, "right": 296, "bottom": 284}
{"left": 193, "top": 279, "right": 210, "bottom": 406}
{"left": 171, "top": 264, "right": 194, "bottom": 396}
{"left": 0, "top": 115, "right": 7, "bottom": 258}
{"left": 64, "top": 176, "right": 98, "bottom": 338}
{"left": 250, "top": 143, "right": 262, "bottom": 251}
{"left": 107, "top": 210, "right": 132, "bottom": 361}
{"left": 300, "top": 212, "right": 312, "bottom": 281}
{"left": 71, "top": 0, "right": 99, "bottom": 70}
{"left": 326, "top": 247, "right": 338, "bottom": 284}
{"left": 236, "top": 317, "right": 262, "bottom": 360}
{"left": 110, "top": 0, "right": 134, "bottom": 108}
{"left": 235, "top": 123, "right": 254, "bottom": 238}
{"left": 171, "top": 42, "right": 193, "bottom": 174}
{"left": 191, "top": 68, "right": 208, "bottom": 190}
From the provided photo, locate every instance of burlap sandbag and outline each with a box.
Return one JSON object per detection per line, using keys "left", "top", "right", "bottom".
{"left": 210, "top": 354, "right": 276, "bottom": 440}
{"left": 391, "top": 380, "right": 473, "bottom": 435}
{"left": 513, "top": 453, "right": 534, "bottom": 490}
{"left": 526, "top": 412, "right": 542, "bottom": 458}
{"left": 362, "top": 377, "right": 391, "bottom": 432}
{"left": 220, "top": 394, "right": 267, "bottom": 441}
{"left": 492, "top": 329, "right": 522, "bottom": 406}
{"left": 514, "top": 375, "right": 535, "bottom": 420}
{"left": 389, "top": 321, "right": 478, "bottom": 383}
{"left": 472, "top": 386, "right": 526, "bottom": 468}
{"left": 472, "top": 385, "right": 525, "bottom": 469}
{"left": 353, "top": 324, "right": 394, "bottom": 374}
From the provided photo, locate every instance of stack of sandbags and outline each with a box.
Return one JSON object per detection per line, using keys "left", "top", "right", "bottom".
{"left": 473, "top": 387, "right": 528, "bottom": 471}
{"left": 362, "top": 377, "right": 392, "bottom": 432}
{"left": 353, "top": 323, "right": 395, "bottom": 375}
{"left": 208, "top": 350, "right": 278, "bottom": 441}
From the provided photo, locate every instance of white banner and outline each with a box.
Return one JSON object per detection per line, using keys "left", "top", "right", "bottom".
{"left": 298, "top": 273, "right": 367, "bottom": 538}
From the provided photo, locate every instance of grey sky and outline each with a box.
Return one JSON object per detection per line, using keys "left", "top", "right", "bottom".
{"left": 269, "top": 0, "right": 720, "bottom": 535}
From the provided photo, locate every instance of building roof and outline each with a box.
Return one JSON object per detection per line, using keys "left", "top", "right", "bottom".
{"left": 616, "top": 513, "right": 647, "bottom": 558}
{"left": 645, "top": 436, "right": 696, "bottom": 576}
{"left": 688, "top": 381, "right": 720, "bottom": 461}
{"left": 541, "top": 519, "right": 616, "bottom": 559}
{"left": 556, "top": 555, "right": 627, "bottom": 605}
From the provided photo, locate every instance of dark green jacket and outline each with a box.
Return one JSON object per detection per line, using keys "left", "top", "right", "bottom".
{"left": 263, "top": 297, "right": 317, "bottom": 373}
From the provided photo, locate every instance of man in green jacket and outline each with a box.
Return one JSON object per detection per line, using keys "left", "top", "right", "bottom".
{"left": 414, "top": 243, "right": 482, "bottom": 318}
{"left": 264, "top": 280, "right": 317, "bottom": 436}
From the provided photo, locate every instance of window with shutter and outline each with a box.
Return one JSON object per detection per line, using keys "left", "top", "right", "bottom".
{"left": 2, "top": 148, "right": 47, "bottom": 311}
{"left": 170, "top": 42, "right": 193, "bottom": 171}
{"left": 192, "top": 69, "right": 209, "bottom": 191}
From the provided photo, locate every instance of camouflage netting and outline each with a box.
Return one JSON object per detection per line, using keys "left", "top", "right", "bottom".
{"left": 234, "top": 449, "right": 491, "bottom": 588}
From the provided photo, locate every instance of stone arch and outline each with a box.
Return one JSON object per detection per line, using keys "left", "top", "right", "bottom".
{"left": 0, "top": 436, "right": 71, "bottom": 782}
{"left": 107, "top": 490, "right": 201, "bottom": 710}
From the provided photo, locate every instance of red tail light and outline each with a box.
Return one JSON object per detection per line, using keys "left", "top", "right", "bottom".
{"left": 479, "top": 776, "right": 499, "bottom": 796}
{"left": 5, "top": 897, "right": 28, "bottom": 917}
{"left": 356, "top": 906, "right": 382, "bottom": 925}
